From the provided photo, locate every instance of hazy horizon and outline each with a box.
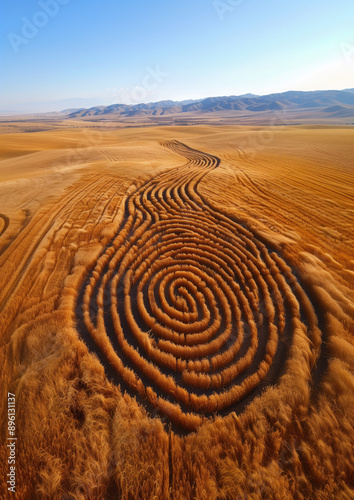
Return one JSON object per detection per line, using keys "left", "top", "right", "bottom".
{"left": 1, "top": 86, "right": 354, "bottom": 116}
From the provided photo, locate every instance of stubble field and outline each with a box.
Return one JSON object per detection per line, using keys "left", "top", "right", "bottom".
{"left": 0, "top": 123, "right": 353, "bottom": 499}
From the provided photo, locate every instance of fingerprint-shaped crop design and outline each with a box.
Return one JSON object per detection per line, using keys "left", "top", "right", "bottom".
{"left": 77, "top": 141, "right": 321, "bottom": 431}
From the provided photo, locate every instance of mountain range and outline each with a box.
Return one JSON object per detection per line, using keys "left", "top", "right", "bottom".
{"left": 65, "top": 89, "right": 354, "bottom": 123}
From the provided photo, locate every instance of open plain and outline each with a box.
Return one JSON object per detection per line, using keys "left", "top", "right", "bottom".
{"left": 0, "top": 123, "right": 353, "bottom": 499}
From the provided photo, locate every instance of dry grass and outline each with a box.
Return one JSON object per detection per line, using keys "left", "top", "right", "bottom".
{"left": 0, "top": 124, "right": 353, "bottom": 499}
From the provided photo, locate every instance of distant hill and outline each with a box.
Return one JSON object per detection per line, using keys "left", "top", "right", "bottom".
{"left": 65, "top": 89, "right": 354, "bottom": 123}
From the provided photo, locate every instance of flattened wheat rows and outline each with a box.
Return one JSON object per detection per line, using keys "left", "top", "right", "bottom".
{"left": 78, "top": 140, "right": 322, "bottom": 431}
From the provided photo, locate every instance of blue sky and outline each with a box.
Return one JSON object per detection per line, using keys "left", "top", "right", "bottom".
{"left": 1, "top": 0, "right": 354, "bottom": 112}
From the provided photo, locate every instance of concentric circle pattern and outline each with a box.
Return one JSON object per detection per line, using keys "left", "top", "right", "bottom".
{"left": 78, "top": 141, "right": 321, "bottom": 431}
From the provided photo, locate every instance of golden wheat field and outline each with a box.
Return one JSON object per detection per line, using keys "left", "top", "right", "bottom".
{"left": 0, "top": 123, "right": 353, "bottom": 499}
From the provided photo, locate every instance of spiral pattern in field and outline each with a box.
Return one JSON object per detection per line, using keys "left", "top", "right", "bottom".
{"left": 78, "top": 141, "right": 320, "bottom": 431}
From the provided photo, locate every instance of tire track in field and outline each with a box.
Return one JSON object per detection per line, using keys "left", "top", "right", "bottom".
{"left": 0, "top": 173, "right": 120, "bottom": 317}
